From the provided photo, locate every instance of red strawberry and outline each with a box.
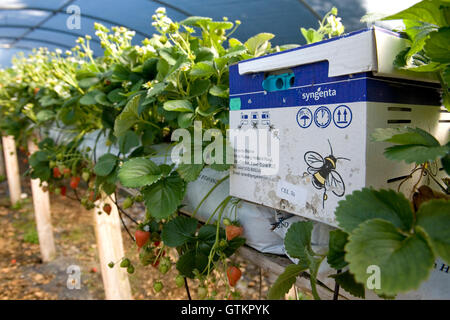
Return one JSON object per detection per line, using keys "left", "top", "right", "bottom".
{"left": 135, "top": 230, "right": 151, "bottom": 248}
{"left": 154, "top": 241, "right": 161, "bottom": 247}
{"left": 103, "top": 204, "right": 112, "bottom": 215}
{"left": 53, "top": 167, "right": 61, "bottom": 178}
{"left": 226, "top": 225, "right": 243, "bottom": 241}
{"left": 151, "top": 249, "right": 166, "bottom": 268}
{"left": 227, "top": 266, "right": 242, "bottom": 287}
{"left": 60, "top": 186, "right": 66, "bottom": 197}
{"left": 152, "top": 259, "right": 160, "bottom": 268}
{"left": 88, "top": 190, "right": 100, "bottom": 202}
{"left": 34, "top": 87, "right": 40, "bottom": 95}
{"left": 63, "top": 168, "right": 71, "bottom": 175}
{"left": 70, "top": 176, "right": 80, "bottom": 189}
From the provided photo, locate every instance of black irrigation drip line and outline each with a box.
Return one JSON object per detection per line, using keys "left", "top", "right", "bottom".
{"left": 184, "top": 277, "right": 192, "bottom": 300}
{"left": 296, "top": 0, "right": 322, "bottom": 21}
{"left": 333, "top": 269, "right": 341, "bottom": 300}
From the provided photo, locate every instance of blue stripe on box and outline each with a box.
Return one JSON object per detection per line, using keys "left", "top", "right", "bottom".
{"left": 230, "top": 61, "right": 442, "bottom": 109}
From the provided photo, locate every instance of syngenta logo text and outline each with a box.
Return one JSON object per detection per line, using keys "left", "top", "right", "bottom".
{"left": 302, "top": 87, "right": 336, "bottom": 102}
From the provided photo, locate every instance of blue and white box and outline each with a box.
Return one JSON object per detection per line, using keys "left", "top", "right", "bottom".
{"left": 229, "top": 27, "right": 449, "bottom": 227}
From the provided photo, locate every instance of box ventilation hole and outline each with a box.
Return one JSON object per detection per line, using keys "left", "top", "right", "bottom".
{"left": 387, "top": 107, "right": 412, "bottom": 112}
{"left": 387, "top": 119, "right": 411, "bottom": 124}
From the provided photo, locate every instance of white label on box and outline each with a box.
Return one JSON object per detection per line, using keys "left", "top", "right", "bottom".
{"left": 276, "top": 180, "right": 307, "bottom": 207}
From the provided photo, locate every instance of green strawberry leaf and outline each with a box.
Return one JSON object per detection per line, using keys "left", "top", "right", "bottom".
{"left": 327, "top": 229, "right": 349, "bottom": 270}
{"left": 424, "top": 28, "right": 450, "bottom": 64}
{"left": 118, "top": 157, "right": 162, "bottom": 188}
{"left": 147, "top": 82, "right": 167, "bottom": 97}
{"left": 384, "top": 144, "right": 448, "bottom": 164}
{"left": 382, "top": 0, "right": 448, "bottom": 27}
{"left": 209, "top": 84, "right": 229, "bottom": 98}
{"left": 78, "top": 77, "right": 100, "bottom": 89}
{"left": 300, "top": 27, "right": 324, "bottom": 44}
{"left": 163, "top": 100, "right": 193, "bottom": 113}
{"left": 177, "top": 112, "right": 195, "bottom": 129}
{"left": 415, "top": 199, "right": 450, "bottom": 264}
{"left": 267, "top": 264, "right": 306, "bottom": 300}
{"left": 335, "top": 188, "right": 414, "bottom": 233}
{"left": 189, "top": 79, "right": 210, "bottom": 97}
{"left": 36, "top": 110, "right": 55, "bottom": 122}
{"left": 176, "top": 163, "right": 204, "bottom": 182}
{"left": 329, "top": 271, "right": 365, "bottom": 299}
{"left": 244, "top": 33, "right": 274, "bottom": 56}
{"left": 372, "top": 127, "right": 440, "bottom": 146}
{"left": 143, "top": 171, "right": 186, "bottom": 219}
{"left": 181, "top": 16, "right": 212, "bottom": 27}
{"left": 94, "top": 153, "right": 118, "bottom": 177}
{"left": 118, "top": 130, "right": 139, "bottom": 154}
{"left": 345, "top": 219, "right": 434, "bottom": 296}
{"left": 114, "top": 94, "right": 140, "bottom": 137}
{"left": 176, "top": 248, "right": 209, "bottom": 278}
{"left": 161, "top": 216, "right": 198, "bottom": 247}
{"left": 190, "top": 61, "right": 216, "bottom": 78}
{"left": 284, "top": 221, "right": 314, "bottom": 268}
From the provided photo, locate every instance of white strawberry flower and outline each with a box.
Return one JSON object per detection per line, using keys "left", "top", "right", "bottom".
{"left": 327, "top": 15, "right": 344, "bottom": 35}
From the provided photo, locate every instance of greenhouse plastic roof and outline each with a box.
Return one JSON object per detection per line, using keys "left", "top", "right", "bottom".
{"left": 0, "top": 0, "right": 417, "bottom": 67}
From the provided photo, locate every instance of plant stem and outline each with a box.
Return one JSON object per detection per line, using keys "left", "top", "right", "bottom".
{"left": 184, "top": 277, "right": 192, "bottom": 300}
{"left": 193, "top": 174, "right": 229, "bottom": 217}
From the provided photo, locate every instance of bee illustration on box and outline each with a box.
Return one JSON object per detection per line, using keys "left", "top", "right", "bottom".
{"left": 304, "top": 140, "right": 349, "bottom": 208}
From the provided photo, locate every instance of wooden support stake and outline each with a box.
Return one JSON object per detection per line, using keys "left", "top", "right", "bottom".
{"left": 28, "top": 138, "right": 56, "bottom": 262}
{"left": 93, "top": 193, "right": 132, "bottom": 300}
{"left": 1, "top": 135, "right": 22, "bottom": 205}
{"left": 0, "top": 138, "right": 6, "bottom": 178}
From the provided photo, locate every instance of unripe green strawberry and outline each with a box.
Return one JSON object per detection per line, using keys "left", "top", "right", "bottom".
{"left": 120, "top": 258, "right": 130, "bottom": 268}
{"left": 122, "top": 197, "right": 133, "bottom": 209}
{"left": 134, "top": 195, "right": 143, "bottom": 202}
{"left": 127, "top": 265, "right": 135, "bottom": 274}
{"left": 159, "top": 264, "right": 169, "bottom": 274}
{"left": 108, "top": 262, "right": 115, "bottom": 268}
{"left": 82, "top": 171, "right": 90, "bottom": 182}
{"left": 223, "top": 218, "right": 232, "bottom": 226}
{"left": 198, "top": 287, "right": 207, "bottom": 299}
{"left": 154, "top": 281, "right": 163, "bottom": 292}
{"left": 139, "top": 246, "right": 156, "bottom": 266}
{"left": 219, "top": 239, "right": 228, "bottom": 249}
{"left": 54, "top": 187, "right": 61, "bottom": 195}
{"left": 175, "top": 275, "right": 184, "bottom": 288}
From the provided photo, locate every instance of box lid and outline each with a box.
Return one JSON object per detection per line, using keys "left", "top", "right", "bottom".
{"left": 237, "top": 27, "right": 438, "bottom": 83}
